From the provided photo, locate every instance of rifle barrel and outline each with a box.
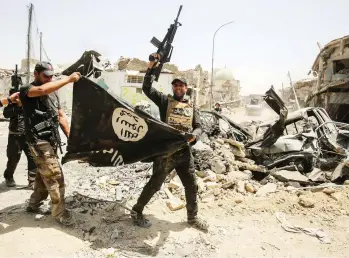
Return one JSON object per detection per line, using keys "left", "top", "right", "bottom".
{"left": 176, "top": 5, "right": 183, "bottom": 21}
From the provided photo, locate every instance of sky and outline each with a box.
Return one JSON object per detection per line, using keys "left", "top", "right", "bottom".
{"left": 1, "top": 0, "right": 348, "bottom": 95}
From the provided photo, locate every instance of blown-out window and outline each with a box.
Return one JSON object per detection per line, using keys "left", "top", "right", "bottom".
{"left": 126, "top": 75, "right": 144, "bottom": 83}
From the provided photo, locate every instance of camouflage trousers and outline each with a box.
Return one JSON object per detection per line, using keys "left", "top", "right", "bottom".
{"left": 28, "top": 140, "right": 65, "bottom": 219}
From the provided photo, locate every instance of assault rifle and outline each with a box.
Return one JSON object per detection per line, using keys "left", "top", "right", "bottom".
{"left": 10, "top": 64, "right": 22, "bottom": 93}
{"left": 33, "top": 109, "right": 63, "bottom": 154}
{"left": 147, "top": 5, "right": 183, "bottom": 81}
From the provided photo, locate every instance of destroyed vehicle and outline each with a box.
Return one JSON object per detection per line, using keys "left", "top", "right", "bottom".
{"left": 200, "top": 110, "right": 252, "bottom": 143}
{"left": 245, "top": 87, "right": 349, "bottom": 173}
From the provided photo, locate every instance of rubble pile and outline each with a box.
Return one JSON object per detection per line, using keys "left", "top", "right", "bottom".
{"left": 64, "top": 161, "right": 152, "bottom": 203}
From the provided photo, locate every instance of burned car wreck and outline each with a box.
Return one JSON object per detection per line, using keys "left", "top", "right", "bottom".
{"left": 244, "top": 87, "right": 349, "bottom": 182}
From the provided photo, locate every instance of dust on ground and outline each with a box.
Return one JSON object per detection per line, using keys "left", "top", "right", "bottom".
{"left": 1, "top": 111, "right": 349, "bottom": 258}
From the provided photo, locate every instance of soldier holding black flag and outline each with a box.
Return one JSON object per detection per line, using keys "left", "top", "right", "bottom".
{"left": 19, "top": 61, "right": 80, "bottom": 225}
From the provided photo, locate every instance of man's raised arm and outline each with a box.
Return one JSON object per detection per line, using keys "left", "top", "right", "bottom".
{"left": 27, "top": 73, "right": 80, "bottom": 98}
{"left": 142, "top": 54, "right": 167, "bottom": 107}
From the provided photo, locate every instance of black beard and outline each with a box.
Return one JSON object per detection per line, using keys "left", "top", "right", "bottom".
{"left": 173, "top": 93, "right": 184, "bottom": 101}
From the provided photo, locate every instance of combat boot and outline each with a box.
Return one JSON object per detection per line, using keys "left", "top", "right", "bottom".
{"left": 57, "top": 210, "right": 75, "bottom": 226}
{"left": 131, "top": 210, "right": 152, "bottom": 228}
{"left": 5, "top": 177, "right": 16, "bottom": 187}
{"left": 187, "top": 217, "right": 209, "bottom": 232}
{"left": 26, "top": 203, "right": 51, "bottom": 215}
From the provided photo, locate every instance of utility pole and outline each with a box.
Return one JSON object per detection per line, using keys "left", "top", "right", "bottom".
{"left": 40, "top": 32, "right": 42, "bottom": 61}
{"left": 26, "top": 3, "right": 33, "bottom": 84}
{"left": 287, "top": 71, "right": 300, "bottom": 110}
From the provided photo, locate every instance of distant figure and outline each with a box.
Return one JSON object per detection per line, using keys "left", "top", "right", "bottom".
{"left": 214, "top": 103, "right": 222, "bottom": 113}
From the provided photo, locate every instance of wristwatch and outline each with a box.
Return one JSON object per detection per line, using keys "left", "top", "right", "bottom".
{"left": 7, "top": 97, "right": 12, "bottom": 105}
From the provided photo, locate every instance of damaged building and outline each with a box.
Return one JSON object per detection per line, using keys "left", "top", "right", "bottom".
{"left": 307, "top": 35, "right": 349, "bottom": 123}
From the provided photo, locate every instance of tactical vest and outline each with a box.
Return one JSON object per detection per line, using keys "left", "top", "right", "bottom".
{"left": 165, "top": 96, "right": 193, "bottom": 132}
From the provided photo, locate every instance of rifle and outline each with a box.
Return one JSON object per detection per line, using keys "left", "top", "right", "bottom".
{"left": 33, "top": 109, "right": 64, "bottom": 154}
{"left": 147, "top": 5, "right": 183, "bottom": 81}
{"left": 10, "top": 64, "right": 23, "bottom": 93}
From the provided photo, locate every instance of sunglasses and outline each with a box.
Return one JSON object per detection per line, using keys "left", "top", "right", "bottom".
{"left": 173, "top": 83, "right": 185, "bottom": 88}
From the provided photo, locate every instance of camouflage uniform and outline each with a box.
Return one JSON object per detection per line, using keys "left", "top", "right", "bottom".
{"left": 28, "top": 140, "right": 65, "bottom": 218}
{"left": 20, "top": 78, "right": 69, "bottom": 222}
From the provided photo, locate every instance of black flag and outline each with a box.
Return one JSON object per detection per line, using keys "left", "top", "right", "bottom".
{"left": 62, "top": 77, "right": 190, "bottom": 166}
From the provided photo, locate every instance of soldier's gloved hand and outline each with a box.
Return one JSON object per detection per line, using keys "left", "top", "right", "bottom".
{"left": 69, "top": 72, "right": 81, "bottom": 83}
{"left": 148, "top": 53, "right": 161, "bottom": 69}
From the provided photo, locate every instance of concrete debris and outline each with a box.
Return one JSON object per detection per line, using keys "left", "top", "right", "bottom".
{"left": 224, "top": 139, "right": 246, "bottom": 158}
{"left": 271, "top": 170, "right": 309, "bottom": 184}
{"left": 256, "top": 183, "right": 277, "bottom": 197}
{"left": 245, "top": 183, "right": 256, "bottom": 193}
{"left": 322, "top": 188, "right": 336, "bottom": 195}
{"left": 226, "top": 170, "right": 252, "bottom": 181}
{"left": 164, "top": 189, "right": 185, "bottom": 211}
{"left": 298, "top": 196, "right": 315, "bottom": 208}
{"left": 205, "top": 182, "right": 220, "bottom": 190}
{"left": 237, "top": 181, "right": 246, "bottom": 194}
{"left": 344, "top": 180, "right": 349, "bottom": 185}
{"left": 222, "top": 181, "right": 235, "bottom": 189}
{"left": 203, "top": 170, "right": 218, "bottom": 182}
{"left": 307, "top": 168, "right": 326, "bottom": 182}
{"left": 211, "top": 158, "right": 226, "bottom": 174}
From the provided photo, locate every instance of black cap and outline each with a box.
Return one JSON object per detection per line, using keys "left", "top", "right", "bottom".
{"left": 171, "top": 77, "right": 187, "bottom": 85}
{"left": 34, "top": 61, "right": 54, "bottom": 76}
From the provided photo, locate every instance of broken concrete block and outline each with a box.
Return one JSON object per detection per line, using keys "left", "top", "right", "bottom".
{"left": 211, "top": 159, "right": 226, "bottom": 174}
{"left": 344, "top": 180, "right": 349, "bottom": 185}
{"left": 237, "top": 180, "right": 246, "bottom": 194}
{"left": 222, "top": 181, "right": 235, "bottom": 189}
{"left": 307, "top": 168, "right": 326, "bottom": 182}
{"left": 196, "top": 170, "right": 209, "bottom": 178}
{"left": 216, "top": 174, "right": 226, "bottom": 182}
{"left": 224, "top": 139, "right": 246, "bottom": 158}
{"left": 203, "top": 170, "right": 218, "bottom": 182}
{"left": 227, "top": 170, "right": 252, "bottom": 181}
{"left": 256, "top": 183, "right": 277, "bottom": 197}
{"left": 298, "top": 196, "right": 315, "bottom": 208}
{"left": 164, "top": 188, "right": 185, "bottom": 211}
{"left": 245, "top": 183, "right": 256, "bottom": 193}
{"left": 233, "top": 160, "right": 267, "bottom": 173}
{"left": 197, "top": 178, "right": 205, "bottom": 193}
{"left": 166, "top": 198, "right": 185, "bottom": 211}
{"left": 271, "top": 170, "right": 309, "bottom": 183}
{"left": 322, "top": 188, "right": 335, "bottom": 195}
{"left": 205, "top": 182, "right": 220, "bottom": 190}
